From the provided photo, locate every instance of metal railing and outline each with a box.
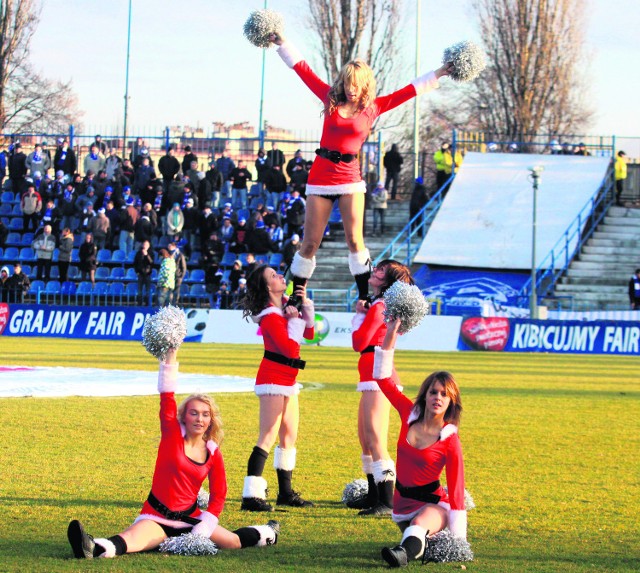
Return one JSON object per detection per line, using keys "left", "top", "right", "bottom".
{"left": 517, "top": 164, "right": 616, "bottom": 306}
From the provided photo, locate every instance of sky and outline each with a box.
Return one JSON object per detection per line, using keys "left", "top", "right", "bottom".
{"left": 27, "top": 0, "right": 640, "bottom": 146}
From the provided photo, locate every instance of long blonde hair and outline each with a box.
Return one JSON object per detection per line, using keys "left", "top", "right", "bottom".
{"left": 178, "top": 393, "right": 224, "bottom": 445}
{"left": 325, "top": 59, "right": 376, "bottom": 115}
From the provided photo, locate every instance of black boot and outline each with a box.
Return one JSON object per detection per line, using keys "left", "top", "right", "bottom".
{"left": 276, "top": 469, "right": 314, "bottom": 507}
{"left": 381, "top": 545, "right": 408, "bottom": 568}
{"left": 67, "top": 520, "right": 95, "bottom": 559}
{"left": 354, "top": 270, "right": 371, "bottom": 302}
{"left": 359, "top": 480, "right": 393, "bottom": 516}
{"left": 346, "top": 473, "right": 377, "bottom": 509}
{"left": 285, "top": 275, "right": 307, "bottom": 311}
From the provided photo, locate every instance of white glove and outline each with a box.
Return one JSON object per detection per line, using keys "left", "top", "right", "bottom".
{"left": 191, "top": 511, "right": 218, "bottom": 538}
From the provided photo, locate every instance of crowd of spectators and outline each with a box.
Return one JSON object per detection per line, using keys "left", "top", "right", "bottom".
{"left": 0, "top": 137, "right": 314, "bottom": 308}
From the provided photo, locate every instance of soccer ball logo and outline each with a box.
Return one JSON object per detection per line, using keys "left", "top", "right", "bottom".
{"left": 303, "top": 313, "right": 330, "bottom": 345}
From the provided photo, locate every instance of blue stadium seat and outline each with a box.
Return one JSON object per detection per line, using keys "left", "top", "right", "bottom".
{"left": 9, "top": 218, "right": 23, "bottom": 230}
{"left": 95, "top": 267, "right": 110, "bottom": 281}
{"left": 111, "top": 249, "right": 126, "bottom": 264}
{"left": 49, "top": 266, "right": 60, "bottom": 279}
{"left": 11, "top": 204, "right": 22, "bottom": 216}
{"left": 328, "top": 203, "right": 342, "bottom": 224}
{"left": 107, "top": 282, "right": 125, "bottom": 303}
{"left": 21, "top": 264, "right": 31, "bottom": 276}
{"left": 1, "top": 191, "right": 14, "bottom": 204}
{"left": 96, "top": 249, "right": 112, "bottom": 264}
{"left": 126, "top": 250, "right": 136, "bottom": 264}
{"left": 125, "top": 282, "right": 138, "bottom": 297}
{"left": 2, "top": 246, "right": 19, "bottom": 261}
{"left": 188, "top": 252, "right": 200, "bottom": 266}
{"left": 125, "top": 268, "right": 137, "bottom": 282}
{"left": 158, "top": 236, "right": 170, "bottom": 248}
{"left": 1, "top": 217, "right": 9, "bottom": 226}
{"left": 189, "top": 269, "right": 205, "bottom": 283}
{"left": 6, "top": 232, "right": 21, "bottom": 246}
{"left": 61, "top": 281, "right": 77, "bottom": 296}
{"left": 67, "top": 266, "right": 80, "bottom": 280}
{"left": 150, "top": 269, "right": 158, "bottom": 281}
{"left": 45, "top": 280, "right": 61, "bottom": 294}
{"left": 0, "top": 204, "right": 11, "bottom": 216}
{"left": 190, "top": 284, "right": 207, "bottom": 298}
{"left": 238, "top": 253, "right": 249, "bottom": 266}
{"left": 237, "top": 208, "right": 250, "bottom": 221}
{"left": 110, "top": 267, "right": 125, "bottom": 280}
{"left": 21, "top": 232, "right": 34, "bottom": 246}
{"left": 76, "top": 281, "right": 93, "bottom": 295}
{"left": 73, "top": 234, "right": 83, "bottom": 247}
{"left": 19, "top": 247, "right": 36, "bottom": 263}
{"left": 71, "top": 248, "right": 80, "bottom": 263}
{"left": 221, "top": 252, "right": 236, "bottom": 268}
{"left": 269, "top": 253, "right": 283, "bottom": 267}
{"left": 255, "top": 254, "right": 269, "bottom": 265}
{"left": 29, "top": 280, "right": 45, "bottom": 294}
{"left": 51, "top": 248, "right": 60, "bottom": 262}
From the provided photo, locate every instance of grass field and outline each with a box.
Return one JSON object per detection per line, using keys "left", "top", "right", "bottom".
{"left": 1, "top": 337, "right": 638, "bottom": 573}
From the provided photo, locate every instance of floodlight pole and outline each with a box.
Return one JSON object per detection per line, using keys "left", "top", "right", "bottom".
{"left": 258, "top": 0, "right": 268, "bottom": 149}
{"left": 122, "top": 0, "right": 133, "bottom": 156}
{"left": 530, "top": 170, "right": 541, "bottom": 319}
{"left": 412, "top": 0, "right": 421, "bottom": 179}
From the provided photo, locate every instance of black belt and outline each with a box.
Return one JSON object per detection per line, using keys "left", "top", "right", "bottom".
{"left": 315, "top": 147, "right": 358, "bottom": 164}
{"left": 360, "top": 345, "right": 375, "bottom": 355}
{"left": 395, "top": 479, "right": 441, "bottom": 504}
{"left": 264, "top": 350, "right": 306, "bottom": 370}
{"left": 147, "top": 491, "right": 200, "bottom": 525}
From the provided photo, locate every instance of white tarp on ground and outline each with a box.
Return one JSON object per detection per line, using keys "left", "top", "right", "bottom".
{"left": 415, "top": 152, "right": 611, "bottom": 269}
{"left": 0, "top": 366, "right": 255, "bottom": 398}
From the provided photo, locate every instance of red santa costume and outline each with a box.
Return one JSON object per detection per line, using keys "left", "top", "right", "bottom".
{"left": 275, "top": 41, "right": 441, "bottom": 299}
{"left": 373, "top": 347, "right": 467, "bottom": 541}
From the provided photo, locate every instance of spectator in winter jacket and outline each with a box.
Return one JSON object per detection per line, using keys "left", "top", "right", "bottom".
{"left": 168, "top": 242, "right": 187, "bottom": 305}
{"left": 53, "top": 137, "right": 77, "bottom": 176}
{"left": 33, "top": 224, "right": 56, "bottom": 281}
{"left": 166, "top": 203, "right": 184, "bottom": 241}
{"left": 26, "top": 143, "right": 51, "bottom": 176}
{"left": 88, "top": 208, "right": 111, "bottom": 249}
{"left": 156, "top": 248, "right": 176, "bottom": 307}
{"left": 79, "top": 232, "right": 98, "bottom": 285}
{"left": 6, "top": 262, "right": 30, "bottom": 303}
{"left": 8, "top": 142, "right": 28, "bottom": 196}
{"left": 203, "top": 161, "right": 223, "bottom": 208}
{"left": 285, "top": 190, "right": 306, "bottom": 239}
{"left": 254, "top": 148, "right": 270, "bottom": 197}
{"left": 383, "top": 143, "right": 404, "bottom": 200}
{"left": 246, "top": 220, "right": 273, "bottom": 255}
{"left": 40, "top": 199, "right": 63, "bottom": 236}
{"left": 134, "top": 156, "right": 156, "bottom": 194}
{"left": 181, "top": 145, "right": 198, "bottom": 175}
{"left": 83, "top": 144, "right": 106, "bottom": 175}
{"left": 409, "top": 177, "right": 429, "bottom": 237}
{"left": 215, "top": 150, "right": 235, "bottom": 199}
{"left": 263, "top": 164, "right": 287, "bottom": 210}
{"left": 229, "top": 160, "right": 252, "bottom": 210}
{"left": 0, "top": 219, "right": 9, "bottom": 249}
{"left": 158, "top": 146, "right": 180, "bottom": 193}
{"left": 21, "top": 183, "right": 43, "bottom": 232}
{"left": 267, "top": 141, "right": 285, "bottom": 170}
{"left": 134, "top": 240, "right": 154, "bottom": 305}
{"left": 118, "top": 198, "right": 138, "bottom": 255}
{"left": 105, "top": 147, "right": 123, "bottom": 180}
{"left": 57, "top": 228, "right": 74, "bottom": 283}
{"left": 370, "top": 181, "right": 388, "bottom": 235}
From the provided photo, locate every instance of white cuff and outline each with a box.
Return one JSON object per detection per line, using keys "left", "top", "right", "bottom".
{"left": 373, "top": 347, "right": 394, "bottom": 379}
{"left": 287, "top": 317, "right": 306, "bottom": 343}
{"left": 448, "top": 509, "right": 467, "bottom": 539}
{"left": 348, "top": 249, "right": 371, "bottom": 276}
{"left": 243, "top": 475, "right": 268, "bottom": 499}
{"left": 191, "top": 511, "right": 219, "bottom": 538}
{"left": 276, "top": 41, "right": 303, "bottom": 68}
{"left": 158, "top": 362, "right": 178, "bottom": 393}
{"left": 361, "top": 454, "right": 374, "bottom": 475}
{"left": 274, "top": 446, "right": 296, "bottom": 471}
{"left": 351, "top": 312, "right": 366, "bottom": 330}
{"left": 411, "top": 70, "right": 439, "bottom": 96}
{"left": 301, "top": 300, "right": 315, "bottom": 328}
{"left": 291, "top": 252, "right": 316, "bottom": 279}
{"left": 94, "top": 538, "right": 116, "bottom": 558}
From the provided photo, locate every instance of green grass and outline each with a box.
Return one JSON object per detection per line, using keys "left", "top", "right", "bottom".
{"left": 1, "top": 338, "right": 638, "bottom": 572}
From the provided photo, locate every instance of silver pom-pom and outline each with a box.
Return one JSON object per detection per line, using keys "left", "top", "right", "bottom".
{"left": 443, "top": 486, "right": 476, "bottom": 511}
{"left": 141, "top": 306, "right": 187, "bottom": 360}
{"left": 197, "top": 488, "right": 210, "bottom": 510}
{"left": 341, "top": 478, "right": 369, "bottom": 505}
{"left": 383, "top": 282, "right": 430, "bottom": 334}
{"left": 424, "top": 530, "right": 474, "bottom": 563}
{"left": 443, "top": 41, "right": 486, "bottom": 82}
{"left": 159, "top": 532, "right": 219, "bottom": 556}
{"left": 243, "top": 9, "right": 285, "bottom": 48}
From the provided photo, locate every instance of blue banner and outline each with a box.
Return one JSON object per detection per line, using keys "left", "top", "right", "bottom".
{"left": 458, "top": 317, "right": 640, "bottom": 355}
{"left": 0, "top": 304, "right": 153, "bottom": 340}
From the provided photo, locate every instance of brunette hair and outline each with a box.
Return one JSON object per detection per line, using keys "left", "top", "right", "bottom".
{"left": 178, "top": 393, "right": 224, "bottom": 445}
{"left": 412, "top": 371, "right": 462, "bottom": 426}
{"left": 325, "top": 59, "right": 376, "bottom": 116}
{"left": 374, "top": 259, "right": 414, "bottom": 300}
{"left": 158, "top": 248, "right": 170, "bottom": 259}
{"left": 240, "top": 264, "right": 271, "bottom": 319}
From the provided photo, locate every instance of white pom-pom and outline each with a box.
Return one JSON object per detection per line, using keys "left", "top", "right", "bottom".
{"left": 443, "top": 41, "right": 486, "bottom": 82}
{"left": 141, "top": 306, "right": 187, "bottom": 360}
{"left": 383, "top": 282, "right": 430, "bottom": 334}
{"left": 243, "top": 9, "right": 285, "bottom": 48}
{"left": 341, "top": 479, "right": 369, "bottom": 506}
{"left": 424, "top": 529, "right": 473, "bottom": 562}
{"left": 197, "top": 488, "right": 210, "bottom": 510}
{"left": 159, "top": 532, "right": 218, "bottom": 556}
{"left": 443, "top": 486, "right": 476, "bottom": 511}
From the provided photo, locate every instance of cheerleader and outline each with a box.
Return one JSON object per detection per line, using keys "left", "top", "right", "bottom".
{"left": 67, "top": 347, "right": 278, "bottom": 559}
{"left": 269, "top": 33, "right": 453, "bottom": 308}
{"left": 239, "top": 264, "right": 315, "bottom": 511}
{"left": 350, "top": 260, "right": 414, "bottom": 516}
{"left": 374, "top": 319, "right": 468, "bottom": 568}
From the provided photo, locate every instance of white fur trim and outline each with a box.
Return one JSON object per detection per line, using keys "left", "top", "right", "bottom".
{"left": 351, "top": 312, "right": 366, "bottom": 330}
{"left": 301, "top": 299, "right": 315, "bottom": 328}
{"left": 306, "top": 181, "right": 366, "bottom": 196}
{"left": 255, "top": 383, "right": 301, "bottom": 396}
{"left": 254, "top": 305, "right": 284, "bottom": 323}
{"left": 402, "top": 525, "right": 427, "bottom": 558}
{"left": 94, "top": 538, "right": 116, "bottom": 558}
{"left": 407, "top": 405, "right": 421, "bottom": 425}
{"left": 392, "top": 501, "right": 450, "bottom": 524}
{"left": 358, "top": 380, "right": 403, "bottom": 392}
{"left": 276, "top": 41, "right": 303, "bottom": 68}
{"left": 440, "top": 424, "right": 458, "bottom": 441}
{"left": 273, "top": 446, "right": 296, "bottom": 471}
{"left": 158, "top": 362, "right": 178, "bottom": 393}
{"left": 287, "top": 317, "right": 306, "bottom": 343}
{"left": 133, "top": 514, "right": 191, "bottom": 529}
{"left": 348, "top": 249, "right": 371, "bottom": 276}
{"left": 243, "top": 475, "right": 268, "bottom": 500}
{"left": 290, "top": 253, "right": 316, "bottom": 279}
{"left": 206, "top": 440, "right": 218, "bottom": 455}
{"left": 191, "top": 510, "right": 219, "bottom": 538}
{"left": 373, "top": 347, "right": 394, "bottom": 379}
{"left": 372, "top": 459, "right": 396, "bottom": 484}
{"left": 411, "top": 70, "right": 439, "bottom": 96}
{"left": 361, "top": 454, "right": 374, "bottom": 475}
{"left": 448, "top": 509, "right": 467, "bottom": 539}
{"left": 252, "top": 524, "right": 278, "bottom": 547}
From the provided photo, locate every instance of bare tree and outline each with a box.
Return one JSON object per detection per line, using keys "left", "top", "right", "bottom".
{"left": 0, "top": 0, "right": 82, "bottom": 133}
{"left": 469, "top": 0, "right": 592, "bottom": 141}
{"left": 306, "top": 0, "right": 402, "bottom": 97}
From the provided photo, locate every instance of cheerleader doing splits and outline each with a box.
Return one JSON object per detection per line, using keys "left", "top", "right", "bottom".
{"left": 67, "top": 347, "right": 278, "bottom": 559}
{"left": 270, "top": 33, "right": 453, "bottom": 308}
{"left": 374, "top": 319, "right": 468, "bottom": 568}
{"left": 350, "top": 260, "right": 414, "bottom": 516}
{"left": 239, "top": 265, "right": 315, "bottom": 512}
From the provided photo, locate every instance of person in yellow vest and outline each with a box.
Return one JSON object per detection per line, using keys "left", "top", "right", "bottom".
{"left": 615, "top": 150, "right": 628, "bottom": 206}
{"left": 440, "top": 144, "right": 463, "bottom": 197}
{"left": 432, "top": 142, "right": 449, "bottom": 191}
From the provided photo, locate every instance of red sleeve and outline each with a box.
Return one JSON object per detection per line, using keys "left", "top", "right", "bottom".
{"left": 303, "top": 325, "right": 315, "bottom": 340}
{"left": 206, "top": 448, "right": 227, "bottom": 517}
{"left": 444, "top": 434, "right": 466, "bottom": 511}
{"left": 376, "top": 376, "right": 414, "bottom": 420}
{"left": 373, "top": 84, "right": 417, "bottom": 116}
{"left": 159, "top": 392, "right": 182, "bottom": 440}
{"left": 261, "top": 313, "right": 302, "bottom": 358}
{"left": 292, "top": 61, "right": 330, "bottom": 102}
{"left": 352, "top": 304, "right": 384, "bottom": 352}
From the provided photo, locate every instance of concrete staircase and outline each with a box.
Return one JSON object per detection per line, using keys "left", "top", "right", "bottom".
{"left": 554, "top": 205, "right": 640, "bottom": 310}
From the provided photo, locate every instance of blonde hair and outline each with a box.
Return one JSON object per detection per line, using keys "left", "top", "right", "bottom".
{"left": 178, "top": 393, "right": 224, "bottom": 445}
{"left": 326, "top": 59, "right": 376, "bottom": 116}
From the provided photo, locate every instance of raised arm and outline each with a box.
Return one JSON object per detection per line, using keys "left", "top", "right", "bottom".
{"left": 157, "top": 347, "right": 182, "bottom": 437}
